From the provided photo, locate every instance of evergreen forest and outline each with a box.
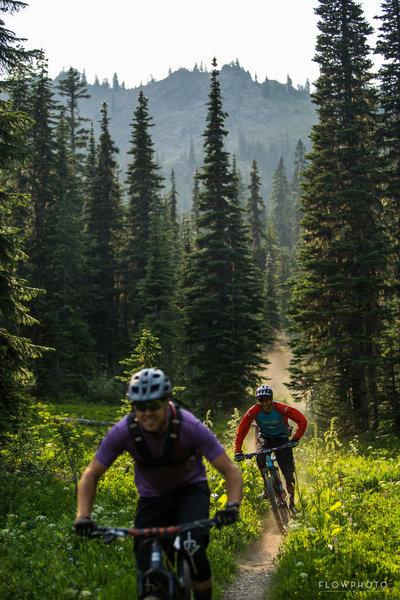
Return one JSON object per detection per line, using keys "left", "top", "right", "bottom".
{"left": 1, "top": 0, "right": 400, "bottom": 436}
{"left": 2, "top": 1, "right": 400, "bottom": 599}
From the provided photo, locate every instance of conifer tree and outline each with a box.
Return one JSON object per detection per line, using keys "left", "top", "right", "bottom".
{"left": 122, "top": 91, "right": 164, "bottom": 334}
{"left": 288, "top": 0, "right": 388, "bottom": 432}
{"left": 46, "top": 109, "right": 95, "bottom": 394}
{"left": 117, "top": 329, "right": 162, "bottom": 385}
{"left": 85, "top": 102, "right": 122, "bottom": 368}
{"left": 137, "top": 203, "right": 178, "bottom": 370}
{"left": 262, "top": 219, "right": 281, "bottom": 335}
{"left": 185, "top": 59, "right": 264, "bottom": 407}
{"left": 0, "top": 0, "right": 45, "bottom": 432}
{"left": 375, "top": 0, "right": 400, "bottom": 426}
{"left": 270, "top": 157, "right": 291, "bottom": 250}
{"left": 246, "top": 157, "right": 266, "bottom": 273}
{"left": 167, "top": 169, "right": 179, "bottom": 241}
{"left": 290, "top": 139, "right": 307, "bottom": 250}
{"left": 56, "top": 66, "right": 90, "bottom": 161}
{"left": 25, "top": 58, "right": 58, "bottom": 290}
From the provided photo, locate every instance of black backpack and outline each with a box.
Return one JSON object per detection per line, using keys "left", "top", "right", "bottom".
{"left": 127, "top": 401, "right": 196, "bottom": 468}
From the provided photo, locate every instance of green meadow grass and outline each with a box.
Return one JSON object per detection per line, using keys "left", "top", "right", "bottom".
{"left": 0, "top": 401, "right": 264, "bottom": 599}
{"left": 269, "top": 422, "right": 400, "bottom": 599}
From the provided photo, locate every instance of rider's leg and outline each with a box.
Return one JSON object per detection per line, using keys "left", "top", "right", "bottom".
{"left": 255, "top": 436, "right": 268, "bottom": 495}
{"left": 275, "top": 442, "right": 296, "bottom": 508}
{"left": 283, "top": 472, "right": 295, "bottom": 500}
{"left": 176, "top": 482, "right": 213, "bottom": 596}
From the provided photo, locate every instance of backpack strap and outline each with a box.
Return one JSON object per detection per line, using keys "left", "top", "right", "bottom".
{"left": 127, "top": 402, "right": 195, "bottom": 468}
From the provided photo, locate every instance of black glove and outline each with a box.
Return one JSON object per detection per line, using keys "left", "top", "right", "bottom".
{"left": 234, "top": 452, "right": 244, "bottom": 462}
{"left": 214, "top": 508, "right": 239, "bottom": 528}
{"left": 74, "top": 516, "right": 95, "bottom": 536}
{"left": 289, "top": 438, "right": 299, "bottom": 448}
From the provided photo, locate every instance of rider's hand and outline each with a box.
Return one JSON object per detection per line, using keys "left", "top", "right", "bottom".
{"left": 289, "top": 438, "right": 299, "bottom": 448}
{"left": 74, "top": 516, "right": 95, "bottom": 536}
{"left": 234, "top": 452, "right": 244, "bottom": 462}
{"left": 214, "top": 507, "right": 239, "bottom": 528}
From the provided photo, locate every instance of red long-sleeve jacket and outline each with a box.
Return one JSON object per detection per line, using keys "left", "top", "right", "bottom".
{"left": 235, "top": 401, "right": 307, "bottom": 454}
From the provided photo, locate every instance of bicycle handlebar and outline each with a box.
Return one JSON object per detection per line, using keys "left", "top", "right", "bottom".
{"left": 90, "top": 517, "right": 217, "bottom": 543}
{"left": 242, "top": 441, "right": 293, "bottom": 459}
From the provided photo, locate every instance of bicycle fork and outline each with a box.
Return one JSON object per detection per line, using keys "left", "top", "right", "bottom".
{"left": 264, "top": 465, "right": 287, "bottom": 504}
{"left": 138, "top": 539, "right": 175, "bottom": 599}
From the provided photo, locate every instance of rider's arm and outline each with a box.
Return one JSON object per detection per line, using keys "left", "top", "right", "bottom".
{"left": 273, "top": 402, "right": 308, "bottom": 440}
{"left": 234, "top": 405, "right": 261, "bottom": 453}
{"left": 76, "top": 458, "right": 108, "bottom": 518}
{"left": 211, "top": 452, "right": 243, "bottom": 507}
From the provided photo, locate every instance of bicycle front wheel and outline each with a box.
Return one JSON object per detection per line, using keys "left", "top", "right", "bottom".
{"left": 177, "top": 557, "right": 191, "bottom": 600}
{"left": 266, "top": 476, "right": 290, "bottom": 534}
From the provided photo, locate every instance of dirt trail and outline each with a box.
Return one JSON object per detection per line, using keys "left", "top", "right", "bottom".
{"left": 222, "top": 336, "right": 299, "bottom": 600}
{"left": 222, "top": 512, "right": 282, "bottom": 600}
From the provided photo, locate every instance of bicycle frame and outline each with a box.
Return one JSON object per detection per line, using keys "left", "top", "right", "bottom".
{"left": 243, "top": 443, "right": 292, "bottom": 533}
{"left": 90, "top": 518, "right": 216, "bottom": 600}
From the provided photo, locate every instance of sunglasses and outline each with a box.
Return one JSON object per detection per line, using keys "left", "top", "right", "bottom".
{"left": 134, "top": 399, "right": 165, "bottom": 412}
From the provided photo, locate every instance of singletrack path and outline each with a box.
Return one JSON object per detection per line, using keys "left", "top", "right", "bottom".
{"left": 222, "top": 512, "right": 282, "bottom": 600}
{"left": 223, "top": 336, "right": 303, "bottom": 600}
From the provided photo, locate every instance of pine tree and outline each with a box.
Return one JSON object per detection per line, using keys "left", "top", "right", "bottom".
{"left": 270, "top": 157, "right": 291, "bottom": 250}
{"left": 26, "top": 58, "right": 58, "bottom": 293}
{"left": 375, "top": 0, "right": 400, "bottom": 426}
{"left": 288, "top": 0, "right": 388, "bottom": 432}
{"left": 85, "top": 102, "right": 122, "bottom": 368}
{"left": 0, "top": 0, "right": 45, "bottom": 433}
{"left": 246, "top": 157, "right": 266, "bottom": 273}
{"left": 137, "top": 203, "right": 178, "bottom": 370}
{"left": 0, "top": 1, "right": 38, "bottom": 72}
{"left": 262, "top": 219, "right": 281, "bottom": 335}
{"left": 117, "top": 329, "right": 162, "bottom": 385}
{"left": 290, "top": 139, "right": 307, "bottom": 250}
{"left": 122, "top": 91, "right": 164, "bottom": 334}
{"left": 56, "top": 66, "right": 90, "bottom": 161}
{"left": 44, "top": 108, "right": 95, "bottom": 395}
{"left": 185, "top": 59, "right": 264, "bottom": 408}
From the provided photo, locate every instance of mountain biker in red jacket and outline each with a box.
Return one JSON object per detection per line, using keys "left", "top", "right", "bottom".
{"left": 234, "top": 385, "right": 307, "bottom": 511}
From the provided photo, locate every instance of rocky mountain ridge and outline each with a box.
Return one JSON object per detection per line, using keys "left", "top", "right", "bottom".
{"left": 56, "top": 62, "right": 317, "bottom": 211}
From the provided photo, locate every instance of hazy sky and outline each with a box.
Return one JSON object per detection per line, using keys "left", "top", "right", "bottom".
{"left": 7, "top": 0, "right": 384, "bottom": 89}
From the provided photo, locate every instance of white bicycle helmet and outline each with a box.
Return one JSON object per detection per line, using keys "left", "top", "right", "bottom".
{"left": 128, "top": 368, "right": 172, "bottom": 402}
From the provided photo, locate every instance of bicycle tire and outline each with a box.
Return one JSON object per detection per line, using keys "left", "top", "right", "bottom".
{"left": 266, "top": 476, "right": 290, "bottom": 534}
{"left": 176, "top": 558, "right": 191, "bottom": 600}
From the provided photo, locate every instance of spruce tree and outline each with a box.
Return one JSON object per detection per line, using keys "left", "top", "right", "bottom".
{"left": 137, "top": 202, "right": 178, "bottom": 370}
{"left": 56, "top": 66, "right": 90, "bottom": 161}
{"left": 288, "top": 0, "right": 388, "bottom": 432}
{"left": 85, "top": 102, "right": 122, "bottom": 368}
{"left": 270, "top": 157, "right": 291, "bottom": 250}
{"left": 290, "top": 139, "right": 307, "bottom": 250}
{"left": 262, "top": 219, "right": 281, "bottom": 335}
{"left": 246, "top": 157, "right": 266, "bottom": 273}
{"left": 185, "top": 59, "right": 264, "bottom": 408}
{"left": 0, "top": 0, "right": 45, "bottom": 433}
{"left": 375, "top": 0, "right": 400, "bottom": 426}
{"left": 122, "top": 91, "right": 164, "bottom": 335}
{"left": 45, "top": 109, "right": 95, "bottom": 394}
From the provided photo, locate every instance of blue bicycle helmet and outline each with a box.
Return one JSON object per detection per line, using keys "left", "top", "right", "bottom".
{"left": 128, "top": 368, "right": 172, "bottom": 403}
{"left": 256, "top": 385, "right": 273, "bottom": 399}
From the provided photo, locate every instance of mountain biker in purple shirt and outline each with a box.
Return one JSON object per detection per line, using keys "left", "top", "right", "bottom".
{"left": 75, "top": 368, "right": 243, "bottom": 600}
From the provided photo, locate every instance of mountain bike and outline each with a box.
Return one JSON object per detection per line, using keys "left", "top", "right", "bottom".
{"left": 243, "top": 443, "right": 292, "bottom": 534}
{"left": 90, "top": 517, "right": 218, "bottom": 599}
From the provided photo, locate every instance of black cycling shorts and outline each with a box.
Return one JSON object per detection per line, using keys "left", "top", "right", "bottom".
{"left": 256, "top": 434, "right": 295, "bottom": 483}
{"left": 134, "top": 481, "right": 212, "bottom": 583}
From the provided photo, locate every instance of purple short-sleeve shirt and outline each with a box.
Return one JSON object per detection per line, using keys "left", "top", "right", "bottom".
{"left": 95, "top": 407, "right": 225, "bottom": 497}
